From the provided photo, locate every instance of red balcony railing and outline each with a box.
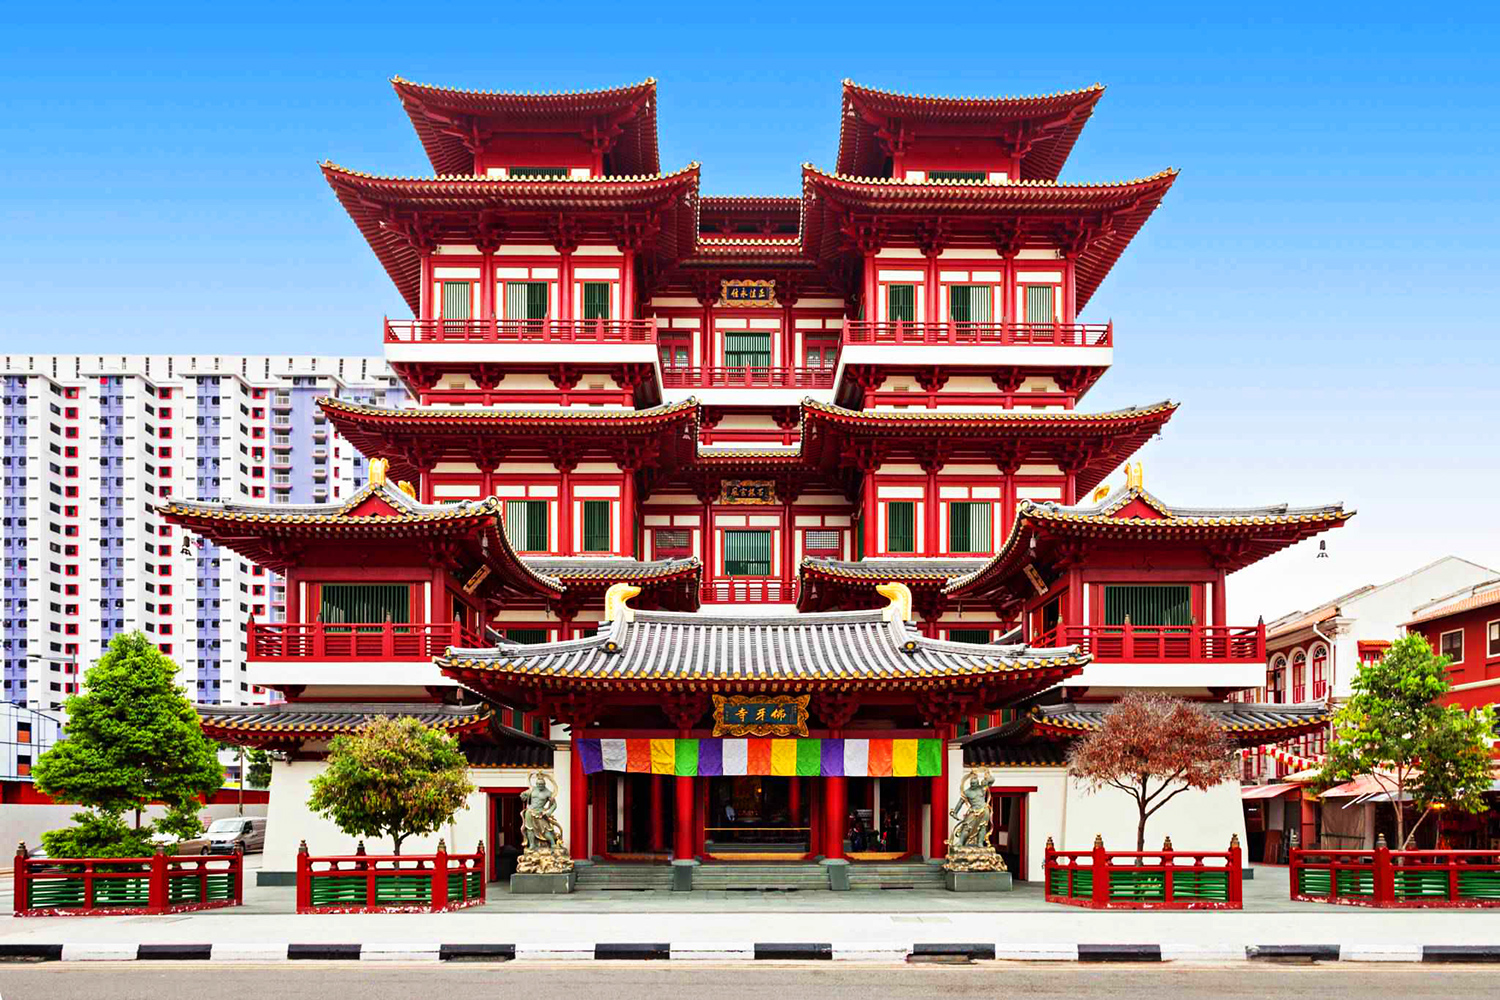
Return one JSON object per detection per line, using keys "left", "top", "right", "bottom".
{"left": 1033, "top": 622, "right": 1266, "bottom": 663}
{"left": 701, "top": 578, "right": 797, "bottom": 604}
{"left": 247, "top": 619, "right": 480, "bottom": 661}
{"left": 843, "top": 320, "right": 1111, "bottom": 347}
{"left": 660, "top": 366, "right": 836, "bottom": 390}
{"left": 385, "top": 317, "right": 656, "bottom": 344}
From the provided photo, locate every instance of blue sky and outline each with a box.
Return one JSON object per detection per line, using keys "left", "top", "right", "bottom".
{"left": 3, "top": 3, "right": 1497, "bottom": 621}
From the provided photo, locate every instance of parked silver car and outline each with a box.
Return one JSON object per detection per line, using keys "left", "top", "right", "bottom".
{"left": 151, "top": 831, "right": 211, "bottom": 855}
{"left": 201, "top": 816, "right": 266, "bottom": 855}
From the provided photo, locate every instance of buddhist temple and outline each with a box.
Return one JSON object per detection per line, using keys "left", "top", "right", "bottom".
{"left": 165, "top": 76, "right": 1349, "bottom": 886}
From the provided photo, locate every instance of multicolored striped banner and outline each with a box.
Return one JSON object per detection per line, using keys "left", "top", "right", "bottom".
{"left": 577, "top": 738, "right": 943, "bottom": 778}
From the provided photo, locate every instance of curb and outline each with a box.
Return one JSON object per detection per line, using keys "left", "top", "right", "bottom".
{"left": 3, "top": 942, "right": 1499, "bottom": 963}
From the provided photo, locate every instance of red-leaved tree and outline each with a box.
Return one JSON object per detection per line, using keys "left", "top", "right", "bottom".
{"left": 1066, "top": 692, "right": 1239, "bottom": 852}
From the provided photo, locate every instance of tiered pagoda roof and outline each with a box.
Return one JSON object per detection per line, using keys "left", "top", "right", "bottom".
{"left": 439, "top": 607, "right": 1088, "bottom": 711}
{"left": 837, "top": 80, "right": 1106, "bottom": 181}
{"left": 945, "top": 484, "right": 1353, "bottom": 602}
{"left": 800, "top": 166, "right": 1177, "bottom": 309}
{"left": 160, "top": 481, "right": 564, "bottom": 601}
{"left": 391, "top": 76, "right": 660, "bottom": 178}
{"left": 962, "top": 701, "right": 1334, "bottom": 765}
{"left": 321, "top": 162, "right": 699, "bottom": 312}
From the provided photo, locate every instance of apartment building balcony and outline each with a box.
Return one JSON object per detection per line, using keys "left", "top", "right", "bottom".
{"left": 246, "top": 619, "right": 480, "bottom": 661}
{"left": 844, "top": 320, "right": 1112, "bottom": 348}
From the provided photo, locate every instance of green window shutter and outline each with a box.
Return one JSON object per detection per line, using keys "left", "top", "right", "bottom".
{"left": 950, "top": 285, "right": 991, "bottom": 323}
{"left": 723, "top": 529, "right": 771, "bottom": 576}
{"left": 886, "top": 501, "right": 916, "bottom": 553}
{"left": 526, "top": 281, "right": 549, "bottom": 319}
{"left": 505, "top": 499, "right": 550, "bottom": 551}
{"left": 441, "top": 281, "right": 471, "bottom": 320}
{"left": 928, "top": 169, "right": 986, "bottom": 181}
{"left": 504, "top": 628, "right": 549, "bottom": 644}
{"left": 505, "top": 282, "right": 527, "bottom": 321}
{"left": 946, "top": 628, "right": 992, "bottom": 644}
{"left": 581, "top": 500, "right": 611, "bottom": 552}
{"left": 887, "top": 284, "right": 916, "bottom": 322}
{"left": 1025, "top": 284, "right": 1054, "bottom": 326}
{"left": 507, "top": 166, "right": 568, "bottom": 179}
{"left": 581, "top": 282, "right": 611, "bottom": 320}
{"left": 948, "top": 501, "right": 992, "bottom": 553}
{"left": 723, "top": 332, "right": 771, "bottom": 368}
{"left": 319, "top": 584, "right": 409, "bottom": 624}
{"left": 1103, "top": 585, "right": 1192, "bottom": 626}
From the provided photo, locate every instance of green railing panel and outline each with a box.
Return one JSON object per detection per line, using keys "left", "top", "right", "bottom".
{"left": 93, "top": 877, "right": 151, "bottom": 906}
{"left": 447, "top": 871, "right": 482, "bottom": 900}
{"left": 372, "top": 874, "right": 432, "bottom": 904}
{"left": 1048, "top": 867, "right": 1090, "bottom": 897}
{"left": 1335, "top": 869, "right": 1375, "bottom": 897}
{"left": 1170, "top": 869, "right": 1230, "bottom": 900}
{"left": 1297, "top": 868, "right": 1333, "bottom": 896}
{"left": 1393, "top": 869, "right": 1451, "bottom": 899}
{"left": 27, "top": 878, "right": 86, "bottom": 909}
{"left": 1109, "top": 870, "right": 1166, "bottom": 900}
{"left": 1458, "top": 871, "right": 1500, "bottom": 900}
{"left": 309, "top": 878, "right": 368, "bottom": 907}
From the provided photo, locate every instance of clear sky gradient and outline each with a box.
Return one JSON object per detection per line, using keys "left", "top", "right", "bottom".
{"left": 3, "top": 3, "right": 1497, "bottom": 623}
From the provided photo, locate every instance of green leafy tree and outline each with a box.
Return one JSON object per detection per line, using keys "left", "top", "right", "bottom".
{"left": 246, "top": 748, "right": 273, "bottom": 789}
{"left": 307, "top": 716, "right": 474, "bottom": 855}
{"left": 1319, "top": 633, "right": 1496, "bottom": 849}
{"left": 32, "top": 632, "right": 225, "bottom": 857}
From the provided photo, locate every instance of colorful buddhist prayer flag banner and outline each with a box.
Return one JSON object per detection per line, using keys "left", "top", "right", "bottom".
{"left": 577, "top": 738, "right": 944, "bottom": 777}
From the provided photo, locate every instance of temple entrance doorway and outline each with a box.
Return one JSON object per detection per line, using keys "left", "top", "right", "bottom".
{"left": 705, "top": 776, "right": 807, "bottom": 858}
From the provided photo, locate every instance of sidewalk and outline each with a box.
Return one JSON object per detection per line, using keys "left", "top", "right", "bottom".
{"left": 5, "top": 864, "right": 1500, "bottom": 961}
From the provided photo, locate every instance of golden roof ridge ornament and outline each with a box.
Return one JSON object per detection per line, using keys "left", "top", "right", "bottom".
{"left": 877, "top": 581, "right": 913, "bottom": 623}
{"left": 604, "top": 582, "right": 642, "bottom": 623}
{"left": 1125, "top": 460, "right": 1144, "bottom": 491}
{"left": 368, "top": 457, "right": 390, "bottom": 487}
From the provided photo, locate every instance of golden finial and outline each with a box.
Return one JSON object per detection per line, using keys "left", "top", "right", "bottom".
{"left": 604, "top": 582, "right": 643, "bottom": 623}
{"left": 1125, "top": 461, "right": 1143, "bottom": 491}
{"left": 877, "top": 581, "right": 913, "bottom": 623}
{"left": 396, "top": 480, "right": 416, "bottom": 499}
{"left": 368, "top": 457, "right": 390, "bottom": 487}
{"left": 1091, "top": 485, "right": 1111, "bottom": 503}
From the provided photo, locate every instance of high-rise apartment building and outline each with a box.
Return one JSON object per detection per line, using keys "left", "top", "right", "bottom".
{"left": 0, "top": 354, "right": 401, "bottom": 710}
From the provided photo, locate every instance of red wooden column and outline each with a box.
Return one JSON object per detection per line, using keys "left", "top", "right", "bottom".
{"left": 570, "top": 734, "right": 588, "bottom": 861}
{"left": 650, "top": 775, "right": 665, "bottom": 852}
{"left": 808, "top": 780, "right": 823, "bottom": 856}
{"left": 591, "top": 773, "right": 608, "bottom": 859}
{"left": 824, "top": 773, "right": 847, "bottom": 860}
{"left": 860, "top": 457, "right": 878, "bottom": 557}
{"left": 1212, "top": 568, "right": 1228, "bottom": 627}
{"left": 788, "top": 777, "right": 802, "bottom": 832}
{"left": 619, "top": 458, "right": 638, "bottom": 558}
{"left": 922, "top": 457, "right": 941, "bottom": 555}
{"left": 285, "top": 570, "right": 301, "bottom": 624}
{"left": 929, "top": 724, "right": 950, "bottom": 860}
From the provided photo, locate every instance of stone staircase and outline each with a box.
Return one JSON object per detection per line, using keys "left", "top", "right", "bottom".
{"left": 574, "top": 862, "right": 674, "bottom": 892}
{"left": 692, "top": 862, "right": 830, "bottom": 891}
{"left": 846, "top": 861, "right": 946, "bottom": 890}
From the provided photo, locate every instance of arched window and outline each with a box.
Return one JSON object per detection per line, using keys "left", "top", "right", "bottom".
{"left": 1310, "top": 645, "right": 1328, "bottom": 700}
{"left": 1292, "top": 651, "right": 1307, "bottom": 702}
{"left": 1269, "top": 656, "right": 1288, "bottom": 703}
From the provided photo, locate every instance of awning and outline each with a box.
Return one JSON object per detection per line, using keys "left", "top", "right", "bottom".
{"left": 1320, "top": 774, "right": 1396, "bottom": 799}
{"left": 1241, "top": 783, "right": 1300, "bottom": 800}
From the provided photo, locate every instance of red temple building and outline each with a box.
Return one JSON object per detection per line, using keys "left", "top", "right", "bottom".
{"left": 166, "top": 77, "right": 1348, "bottom": 887}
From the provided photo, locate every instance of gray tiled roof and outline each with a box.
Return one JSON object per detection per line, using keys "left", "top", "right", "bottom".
{"left": 163, "top": 480, "right": 497, "bottom": 521}
{"left": 196, "top": 701, "right": 491, "bottom": 734}
{"left": 522, "top": 556, "right": 700, "bottom": 582}
{"left": 801, "top": 556, "right": 989, "bottom": 582}
{"left": 440, "top": 608, "right": 1087, "bottom": 682}
{"left": 1033, "top": 701, "right": 1332, "bottom": 735}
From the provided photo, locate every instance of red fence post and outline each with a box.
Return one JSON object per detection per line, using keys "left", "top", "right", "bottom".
{"left": 1161, "top": 836, "right": 1175, "bottom": 901}
{"left": 1288, "top": 844, "right": 1301, "bottom": 899}
{"left": 14, "top": 843, "right": 27, "bottom": 913}
{"left": 477, "top": 841, "right": 486, "bottom": 904}
{"left": 432, "top": 839, "right": 449, "bottom": 911}
{"left": 1373, "top": 835, "right": 1394, "bottom": 905}
{"left": 1228, "top": 834, "right": 1243, "bottom": 906}
{"left": 232, "top": 851, "right": 244, "bottom": 906}
{"left": 1043, "top": 836, "right": 1056, "bottom": 900}
{"left": 148, "top": 848, "right": 169, "bottom": 913}
{"left": 1448, "top": 851, "right": 1461, "bottom": 903}
{"left": 1121, "top": 620, "right": 1135, "bottom": 661}
{"left": 1091, "top": 834, "right": 1109, "bottom": 908}
{"left": 295, "top": 840, "right": 310, "bottom": 913}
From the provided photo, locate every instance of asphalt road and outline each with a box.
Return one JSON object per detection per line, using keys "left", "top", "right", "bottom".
{"left": 2, "top": 963, "right": 1497, "bottom": 999}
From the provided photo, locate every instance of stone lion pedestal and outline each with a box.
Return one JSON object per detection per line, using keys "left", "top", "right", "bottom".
{"left": 942, "top": 845, "right": 1013, "bottom": 892}
{"left": 509, "top": 847, "right": 576, "bottom": 894}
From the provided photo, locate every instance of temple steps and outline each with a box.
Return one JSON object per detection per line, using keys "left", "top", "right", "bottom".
{"left": 846, "top": 862, "right": 947, "bottom": 890}
{"left": 575, "top": 863, "right": 674, "bottom": 891}
{"left": 692, "top": 862, "right": 830, "bottom": 890}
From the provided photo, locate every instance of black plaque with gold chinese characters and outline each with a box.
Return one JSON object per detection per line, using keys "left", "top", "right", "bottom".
{"left": 719, "top": 279, "right": 777, "bottom": 307}
{"left": 719, "top": 479, "right": 777, "bottom": 505}
{"left": 712, "top": 694, "right": 809, "bottom": 737}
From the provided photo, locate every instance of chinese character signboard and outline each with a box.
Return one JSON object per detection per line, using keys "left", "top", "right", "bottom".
{"left": 719, "top": 279, "right": 777, "bottom": 307}
{"left": 718, "top": 479, "right": 777, "bottom": 505}
{"left": 712, "top": 694, "right": 810, "bottom": 737}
